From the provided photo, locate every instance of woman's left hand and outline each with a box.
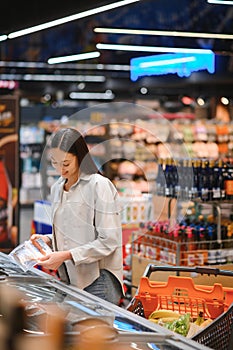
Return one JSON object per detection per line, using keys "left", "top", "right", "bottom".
{"left": 37, "top": 251, "right": 72, "bottom": 270}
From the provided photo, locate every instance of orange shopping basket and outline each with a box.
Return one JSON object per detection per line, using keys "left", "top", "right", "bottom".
{"left": 127, "top": 265, "right": 233, "bottom": 320}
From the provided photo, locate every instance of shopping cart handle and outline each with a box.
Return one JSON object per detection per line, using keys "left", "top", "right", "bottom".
{"left": 143, "top": 264, "right": 233, "bottom": 278}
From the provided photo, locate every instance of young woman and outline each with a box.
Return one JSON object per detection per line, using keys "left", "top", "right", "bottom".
{"left": 31, "top": 127, "right": 124, "bottom": 305}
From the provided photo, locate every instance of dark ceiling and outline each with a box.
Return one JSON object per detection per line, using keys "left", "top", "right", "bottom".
{"left": 0, "top": 0, "right": 233, "bottom": 103}
{"left": 0, "top": 1, "right": 111, "bottom": 33}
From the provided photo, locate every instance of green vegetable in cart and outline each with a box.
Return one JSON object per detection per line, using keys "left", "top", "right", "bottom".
{"left": 164, "top": 312, "right": 191, "bottom": 337}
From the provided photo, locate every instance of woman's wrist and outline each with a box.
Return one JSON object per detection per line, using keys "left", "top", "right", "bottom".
{"left": 62, "top": 250, "right": 72, "bottom": 261}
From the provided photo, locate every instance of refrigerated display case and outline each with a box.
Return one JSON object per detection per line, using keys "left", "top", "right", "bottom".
{"left": 0, "top": 252, "right": 212, "bottom": 350}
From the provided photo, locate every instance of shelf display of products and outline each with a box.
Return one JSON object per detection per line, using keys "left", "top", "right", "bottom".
{"left": 156, "top": 157, "right": 233, "bottom": 202}
{"left": 19, "top": 125, "right": 45, "bottom": 205}
{"left": 38, "top": 117, "right": 233, "bottom": 174}
{"left": 118, "top": 192, "right": 154, "bottom": 224}
{"left": 131, "top": 218, "right": 233, "bottom": 267}
{"left": 171, "top": 120, "right": 233, "bottom": 159}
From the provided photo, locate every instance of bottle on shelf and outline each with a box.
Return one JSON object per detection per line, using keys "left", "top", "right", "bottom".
{"left": 194, "top": 215, "right": 208, "bottom": 265}
{"left": 225, "top": 219, "right": 233, "bottom": 263}
{"left": 169, "top": 226, "right": 180, "bottom": 265}
{"left": 132, "top": 222, "right": 144, "bottom": 256}
{"left": 159, "top": 223, "right": 170, "bottom": 264}
{"left": 224, "top": 159, "right": 233, "bottom": 200}
{"left": 173, "top": 158, "right": 181, "bottom": 199}
{"left": 206, "top": 218, "right": 218, "bottom": 265}
{"left": 207, "top": 159, "right": 215, "bottom": 201}
{"left": 155, "top": 157, "right": 165, "bottom": 196}
{"left": 176, "top": 222, "right": 187, "bottom": 265}
{"left": 185, "top": 225, "right": 197, "bottom": 266}
{"left": 179, "top": 158, "right": 187, "bottom": 200}
{"left": 180, "top": 158, "right": 193, "bottom": 201}
{"left": 144, "top": 224, "right": 157, "bottom": 260}
{"left": 164, "top": 158, "right": 173, "bottom": 198}
{"left": 199, "top": 159, "right": 210, "bottom": 202}
{"left": 190, "top": 159, "right": 199, "bottom": 200}
{"left": 212, "top": 159, "right": 225, "bottom": 201}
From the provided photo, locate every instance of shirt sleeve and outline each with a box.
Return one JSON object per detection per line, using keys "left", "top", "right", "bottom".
{"left": 70, "top": 176, "right": 123, "bottom": 265}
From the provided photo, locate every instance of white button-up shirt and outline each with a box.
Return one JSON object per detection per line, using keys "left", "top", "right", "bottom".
{"left": 50, "top": 172, "right": 124, "bottom": 291}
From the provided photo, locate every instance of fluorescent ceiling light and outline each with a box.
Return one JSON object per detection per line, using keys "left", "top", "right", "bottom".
{"left": 48, "top": 51, "right": 100, "bottom": 64}
{"left": 69, "top": 91, "right": 115, "bottom": 100}
{"left": 0, "top": 61, "right": 130, "bottom": 71}
{"left": 0, "top": 73, "right": 106, "bottom": 82}
{"left": 7, "top": 0, "right": 139, "bottom": 39}
{"left": 96, "top": 43, "right": 213, "bottom": 54}
{"left": 94, "top": 27, "right": 233, "bottom": 40}
{"left": 207, "top": 0, "right": 233, "bottom": 4}
{"left": 0, "top": 35, "right": 7, "bottom": 42}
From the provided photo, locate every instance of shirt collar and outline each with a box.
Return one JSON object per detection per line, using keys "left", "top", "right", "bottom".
{"left": 57, "top": 172, "right": 94, "bottom": 189}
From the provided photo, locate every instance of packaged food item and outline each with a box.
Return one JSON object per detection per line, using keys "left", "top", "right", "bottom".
{"left": 9, "top": 238, "right": 52, "bottom": 271}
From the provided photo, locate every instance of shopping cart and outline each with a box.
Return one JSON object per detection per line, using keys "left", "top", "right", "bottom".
{"left": 192, "top": 302, "right": 233, "bottom": 350}
{"left": 127, "top": 264, "right": 233, "bottom": 350}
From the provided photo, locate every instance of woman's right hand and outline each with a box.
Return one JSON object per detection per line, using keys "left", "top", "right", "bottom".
{"left": 30, "top": 234, "right": 51, "bottom": 246}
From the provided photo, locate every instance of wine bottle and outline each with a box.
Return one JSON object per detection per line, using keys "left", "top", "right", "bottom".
{"left": 208, "top": 159, "right": 215, "bottom": 201}
{"left": 224, "top": 159, "right": 233, "bottom": 200}
{"left": 212, "top": 159, "right": 224, "bottom": 200}
{"left": 173, "top": 158, "right": 181, "bottom": 199}
{"left": 156, "top": 157, "right": 165, "bottom": 196}
{"left": 180, "top": 159, "right": 188, "bottom": 200}
{"left": 164, "top": 158, "right": 173, "bottom": 198}
{"left": 191, "top": 159, "right": 199, "bottom": 200}
{"left": 199, "top": 159, "right": 209, "bottom": 201}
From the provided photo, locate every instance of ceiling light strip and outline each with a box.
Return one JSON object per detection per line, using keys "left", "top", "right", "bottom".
{"left": 47, "top": 51, "right": 100, "bottom": 64}
{"left": 94, "top": 27, "right": 233, "bottom": 40}
{"left": 0, "top": 73, "right": 106, "bottom": 82}
{"left": 0, "top": 61, "right": 130, "bottom": 70}
{"left": 7, "top": 0, "right": 139, "bottom": 39}
{"left": 69, "top": 91, "right": 115, "bottom": 100}
{"left": 207, "top": 0, "right": 233, "bottom": 4}
{"left": 0, "top": 35, "right": 7, "bottom": 42}
{"left": 96, "top": 43, "right": 214, "bottom": 54}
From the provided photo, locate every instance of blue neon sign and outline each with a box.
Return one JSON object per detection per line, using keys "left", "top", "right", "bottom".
{"left": 130, "top": 52, "right": 215, "bottom": 81}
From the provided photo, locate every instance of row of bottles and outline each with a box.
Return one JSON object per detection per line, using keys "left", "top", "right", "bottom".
{"left": 156, "top": 157, "right": 233, "bottom": 201}
{"left": 132, "top": 217, "right": 233, "bottom": 267}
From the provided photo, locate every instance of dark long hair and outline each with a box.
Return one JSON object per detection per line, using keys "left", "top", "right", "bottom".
{"left": 50, "top": 127, "right": 99, "bottom": 174}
